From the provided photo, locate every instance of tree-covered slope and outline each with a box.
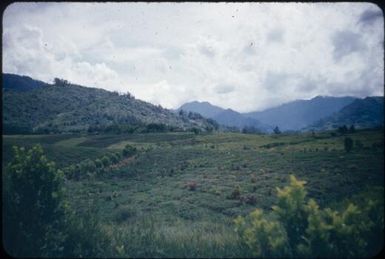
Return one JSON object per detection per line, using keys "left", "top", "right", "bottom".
{"left": 3, "top": 74, "right": 218, "bottom": 134}
{"left": 308, "top": 96, "right": 384, "bottom": 131}
{"left": 3, "top": 73, "right": 48, "bottom": 92}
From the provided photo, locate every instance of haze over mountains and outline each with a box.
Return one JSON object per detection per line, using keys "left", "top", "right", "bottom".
{"left": 178, "top": 96, "right": 384, "bottom": 132}
{"left": 2, "top": 73, "right": 384, "bottom": 134}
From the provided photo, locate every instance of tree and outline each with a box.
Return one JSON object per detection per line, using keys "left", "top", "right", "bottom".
{"left": 122, "top": 144, "right": 137, "bottom": 157}
{"left": 349, "top": 125, "right": 356, "bottom": 133}
{"left": 273, "top": 126, "right": 281, "bottom": 134}
{"left": 53, "top": 78, "right": 69, "bottom": 86}
{"left": 338, "top": 125, "right": 348, "bottom": 135}
{"left": 101, "top": 156, "right": 111, "bottom": 167}
{"left": 192, "top": 127, "right": 200, "bottom": 135}
{"left": 344, "top": 137, "right": 353, "bottom": 152}
{"left": 3, "top": 145, "right": 67, "bottom": 257}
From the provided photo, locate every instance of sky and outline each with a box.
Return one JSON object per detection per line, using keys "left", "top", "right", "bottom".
{"left": 2, "top": 2, "right": 384, "bottom": 112}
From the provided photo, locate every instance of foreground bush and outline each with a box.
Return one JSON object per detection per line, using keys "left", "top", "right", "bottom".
{"left": 235, "top": 175, "right": 384, "bottom": 257}
{"left": 3, "top": 145, "right": 114, "bottom": 257}
{"left": 3, "top": 145, "right": 67, "bottom": 257}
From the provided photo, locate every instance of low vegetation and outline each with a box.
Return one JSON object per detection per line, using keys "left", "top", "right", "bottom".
{"left": 2, "top": 128, "right": 384, "bottom": 257}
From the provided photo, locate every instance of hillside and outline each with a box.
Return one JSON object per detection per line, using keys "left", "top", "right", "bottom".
{"left": 243, "top": 96, "right": 357, "bottom": 131}
{"left": 178, "top": 101, "right": 224, "bottom": 118}
{"left": 3, "top": 73, "right": 48, "bottom": 91}
{"left": 177, "top": 101, "right": 269, "bottom": 132}
{"left": 212, "top": 109, "right": 271, "bottom": 132}
{"left": 2, "top": 74, "right": 218, "bottom": 134}
{"left": 308, "top": 96, "right": 384, "bottom": 131}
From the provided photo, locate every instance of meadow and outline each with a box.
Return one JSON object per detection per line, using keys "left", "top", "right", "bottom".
{"left": 3, "top": 129, "right": 384, "bottom": 257}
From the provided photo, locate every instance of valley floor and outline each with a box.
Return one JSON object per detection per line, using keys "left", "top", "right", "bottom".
{"left": 3, "top": 129, "right": 384, "bottom": 257}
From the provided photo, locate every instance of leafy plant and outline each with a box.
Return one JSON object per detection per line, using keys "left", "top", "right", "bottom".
{"left": 3, "top": 145, "right": 67, "bottom": 256}
{"left": 122, "top": 144, "right": 137, "bottom": 157}
{"left": 235, "top": 175, "right": 384, "bottom": 257}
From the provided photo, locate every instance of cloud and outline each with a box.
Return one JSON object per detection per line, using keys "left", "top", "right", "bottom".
{"left": 214, "top": 84, "right": 235, "bottom": 94}
{"left": 358, "top": 7, "right": 383, "bottom": 26}
{"left": 267, "top": 27, "right": 285, "bottom": 43}
{"left": 2, "top": 2, "right": 383, "bottom": 112}
{"left": 332, "top": 30, "right": 365, "bottom": 61}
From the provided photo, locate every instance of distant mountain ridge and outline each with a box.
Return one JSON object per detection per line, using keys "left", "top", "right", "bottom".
{"left": 177, "top": 101, "right": 270, "bottom": 132}
{"left": 244, "top": 96, "right": 357, "bottom": 131}
{"left": 3, "top": 73, "right": 218, "bottom": 134}
{"left": 178, "top": 101, "right": 224, "bottom": 118}
{"left": 307, "top": 96, "right": 384, "bottom": 131}
{"left": 178, "top": 95, "right": 384, "bottom": 132}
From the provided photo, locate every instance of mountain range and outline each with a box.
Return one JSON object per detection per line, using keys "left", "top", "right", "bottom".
{"left": 177, "top": 101, "right": 271, "bottom": 132}
{"left": 177, "top": 96, "right": 383, "bottom": 132}
{"left": 3, "top": 73, "right": 383, "bottom": 134}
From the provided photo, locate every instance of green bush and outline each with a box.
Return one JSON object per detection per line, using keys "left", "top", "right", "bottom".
{"left": 94, "top": 158, "right": 103, "bottom": 168}
{"left": 122, "top": 144, "right": 137, "bottom": 157}
{"left": 344, "top": 137, "right": 354, "bottom": 152}
{"left": 109, "top": 153, "right": 120, "bottom": 164}
{"left": 235, "top": 175, "right": 384, "bottom": 257}
{"left": 3, "top": 145, "right": 67, "bottom": 257}
{"left": 101, "top": 155, "right": 111, "bottom": 167}
{"left": 229, "top": 185, "right": 241, "bottom": 199}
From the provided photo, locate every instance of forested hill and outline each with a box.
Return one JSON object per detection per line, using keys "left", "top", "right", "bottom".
{"left": 3, "top": 74, "right": 218, "bottom": 134}
{"left": 307, "top": 96, "right": 384, "bottom": 131}
{"left": 3, "top": 73, "right": 48, "bottom": 91}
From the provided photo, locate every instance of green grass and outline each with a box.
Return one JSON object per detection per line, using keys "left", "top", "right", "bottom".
{"left": 3, "top": 129, "right": 384, "bottom": 257}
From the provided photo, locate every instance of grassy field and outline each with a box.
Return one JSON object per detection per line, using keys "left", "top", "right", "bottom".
{"left": 3, "top": 129, "right": 384, "bottom": 257}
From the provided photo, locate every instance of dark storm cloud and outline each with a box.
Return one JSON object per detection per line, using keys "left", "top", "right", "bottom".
{"left": 332, "top": 30, "right": 365, "bottom": 61}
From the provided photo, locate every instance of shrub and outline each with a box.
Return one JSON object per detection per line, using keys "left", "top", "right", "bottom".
{"left": 95, "top": 158, "right": 103, "bottom": 168}
{"left": 355, "top": 140, "right": 364, "bottom": 149}
{"left": 115, "top": 152, "right": 122, "bottom": 160}
{"left": 185, "top": 181, "right": 197, "bottom": 191}
{"left": 234, "top": 209, "right": 288, "bottom": 257}
{"left": 3, "top": 145, "right": 67, "bottom": 257}
{"left": 101, "top": 156, "right": 111, "bottom": 167}
{"left": 241, "top": 194, "right": 257, "bottom": 205}
{"left": 109, "top": 153, "right": 120, "bottom": 164}
{"left": 3, "top": 145, "right": 117, "bottom": 257}
{"left": 344, "top": 137, "right": 353, "bottom": 153}
{"left": 122, "top": 144, "right": 137, "bottom": 157}
{"left": 84, "top": 159, "right": 96, "bottom": 173}
{"left": 229, "top": 186, "right": 241, "bottom": 199}
{"left": 235, "top": 175, "right": 384, "bottom": 257}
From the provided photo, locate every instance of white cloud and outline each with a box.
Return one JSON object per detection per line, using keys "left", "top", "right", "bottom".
{"left": 3, "top": 2, "right": 384, "bottom": 112}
